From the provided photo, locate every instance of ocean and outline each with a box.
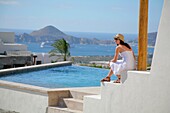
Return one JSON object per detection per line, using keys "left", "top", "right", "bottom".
{"left": 21, "top": 42, "right": 154, "bottom": 56}
{"left": 0, "top": 29, "right": 154, "bottom": 56}
{"left": 15, "top": 31, "right": 154, "bottom": 56}
{"left": 65, "top": 31, "right": 138, "bottom": 41}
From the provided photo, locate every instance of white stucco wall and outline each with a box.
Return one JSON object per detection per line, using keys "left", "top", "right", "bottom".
{"left": 0, "top": 44, "right": 27, "bottom": 53}
{"left": 84, "top": 0, "right": 170, "bottom": 113}
{"left": 0, "top": 82, "right": 49, "bottom": 113}
{"left": 35, "top": 53, "right": 60, "bottom": 64}
{"left": 0, "top": 32, "right": 15, "bottom": 43}
{"left": 35, "top": 53, "right": 68, "bottom": 64}
{"left": 0, "top": 32, "right": 28, "bottom": 54}
{"left": 151, "top": 0, "right": 170, "bottom": 78}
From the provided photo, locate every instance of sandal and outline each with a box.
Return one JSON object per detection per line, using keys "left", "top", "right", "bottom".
{"left": 113, "top": 78, "right": 121, "bottom": 83}
{"left": 101, "top": 76, "right": 111, "bottom": 82}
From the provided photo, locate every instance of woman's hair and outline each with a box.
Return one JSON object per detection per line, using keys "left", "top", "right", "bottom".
{"left": 117, "top": 40, "right": 131, "bottom": 49}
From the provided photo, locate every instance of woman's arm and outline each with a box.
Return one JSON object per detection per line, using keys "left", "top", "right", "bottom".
{"left": 110, "top": 47, "right": 120, "bottom": 62}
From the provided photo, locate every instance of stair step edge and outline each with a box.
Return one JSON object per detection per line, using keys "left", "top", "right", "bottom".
{"left": 48, "top": 107, "right": 83, "bottom": 113}
{"left": 63, "top": 98, "right": 83, "bottom": 103}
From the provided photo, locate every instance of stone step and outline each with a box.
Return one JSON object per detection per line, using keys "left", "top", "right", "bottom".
{"left": 70, "top": 87, "right": 101, "bottom": 100}
{"left": 70, "top": 90, "right": 93, "bottom": 100}
{"left": 49, "top": 87, "right": 101, "bottom": 113}
{"left": 48, "top": 107, "right": 82, "bottom": 113}
{"left": 63, "top": 98, "right": 83, "bottom": 111}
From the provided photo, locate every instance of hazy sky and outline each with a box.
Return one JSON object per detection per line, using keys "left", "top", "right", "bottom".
{"left": 0, "top": 0, "right": 164, "bottom": 33}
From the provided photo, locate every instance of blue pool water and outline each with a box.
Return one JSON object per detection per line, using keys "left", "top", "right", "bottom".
{"left": 0, "top": 66, "right": 116, "bottom": 88}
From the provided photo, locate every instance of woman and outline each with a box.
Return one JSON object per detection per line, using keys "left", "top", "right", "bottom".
{"left": 101, "top": 34, "right": 136, "bottom": 83}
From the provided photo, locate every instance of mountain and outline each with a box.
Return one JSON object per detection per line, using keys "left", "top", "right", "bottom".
{"left": 15, "top": 25, "right": 79, "bottom": 43}
{"left": 30, "top": 25, "right": 81, "bottom": 43}
{"left": 15, "top": 25, "right": 114, "bottom": 45}
{"left": 128, "top": 32, "right": 157, "bottom": 46}
{"left": 14, "top": 25, "right": 156, "bottom": 45}
{"left": 15, "top": 33, "right": 35, "bottom": 42}
{"left": 30, "top": 25, "right": 68, "bottom": 41}
{"left": 30, "top": 25, "right": 65, "bottom": 37}
{"left": 148, "top": 32, "right": 157, "bottom": 46}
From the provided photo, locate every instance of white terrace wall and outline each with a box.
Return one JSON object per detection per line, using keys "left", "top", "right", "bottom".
{"left": 0, "top": 82, "right": 48, "bottom": 113}
{"left": 0, "top": 32, "right": 27, "bottom": 53}
{"left": 150, "top": 0, "right": 170, "bottom": 79}
{"left": 0, "top": 32, "right": 15, "bottom": 43}
{"left": 0, "top": 44, "right": 27, "bottom": 53}
{"left": 84, "top": 0, "right": 170, "bottom": 113}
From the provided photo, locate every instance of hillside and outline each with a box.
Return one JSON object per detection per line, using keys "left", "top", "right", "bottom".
{"left": 29, "top": 25, "right": 79, "bottom": 42}
{"left": 128, "top": 32, "right": 157, "bottom": 46}
{"left": 15, "top": 25, "right": 114, "bottom": 45}
{"left": 30, "top": 25, "right": 65, "bottom": 37}
{"left": 14, "top": 25, "right": 157, "bottom": 46}
{"left": 148, "top": 32, "right": 157, "bottom": 46}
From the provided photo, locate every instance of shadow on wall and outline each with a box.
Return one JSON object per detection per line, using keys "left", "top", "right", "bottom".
{"left": 121, "top": 71, "right": 128, "bottom": 83}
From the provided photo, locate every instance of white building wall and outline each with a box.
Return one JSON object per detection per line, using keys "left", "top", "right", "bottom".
{"left": 35, "top": 53, "right": 67, "bottom": 64}
{"left": 151, "top": 0, "right": 170, "bottom": 78}
{"left": 0, "top": 32, "right": 15, "bottom": 43}
{"left": 84, "top": 0, "right": 170, "bottom": 113}
{"left": 0, "top": 32, "right": 28, "bottom": 54}
{"left": 0, "top": 87, "right": 48, "bottom": 113}
{"left": 0, "top": 44, "right": 27, "bottom": 53}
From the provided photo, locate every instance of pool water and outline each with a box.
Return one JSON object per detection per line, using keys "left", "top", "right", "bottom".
{"left": 0, "top": 65, "right": 116, "bottom": 88}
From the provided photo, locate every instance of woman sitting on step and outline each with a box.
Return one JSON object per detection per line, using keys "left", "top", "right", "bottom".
{"left": 101, "top": 34, "right": 136, "bottom": 83}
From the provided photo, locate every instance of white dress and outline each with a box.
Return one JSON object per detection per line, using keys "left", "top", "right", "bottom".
{"left": 110, "top": 51, "right": 136, "bottom": 75}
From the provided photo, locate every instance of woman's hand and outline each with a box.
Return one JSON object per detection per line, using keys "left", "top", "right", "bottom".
{"left": 110, "top": 60, "right": 114, "bottom": 62}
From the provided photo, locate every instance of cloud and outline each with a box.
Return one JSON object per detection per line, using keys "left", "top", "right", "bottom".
{"left": 0, "top": 0, "right": 19, "bottom": 5}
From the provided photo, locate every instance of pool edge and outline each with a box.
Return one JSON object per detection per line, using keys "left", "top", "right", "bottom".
{"left": 0, "top": 61, "right": 72, "bottom": 76}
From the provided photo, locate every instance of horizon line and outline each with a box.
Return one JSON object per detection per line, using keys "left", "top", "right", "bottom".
{"left": 0, "top": 27, "right": 157, "bottom": 34}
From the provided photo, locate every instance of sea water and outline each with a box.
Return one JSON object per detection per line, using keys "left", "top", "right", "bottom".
{"left": 21, "top": 42, "right": 154, "bottom": 56}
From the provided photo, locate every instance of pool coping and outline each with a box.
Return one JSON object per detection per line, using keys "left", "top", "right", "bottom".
{"left": 0, "top": 80, "right": 100, "bottom": 94}
{"left": 0, "top": 61, "right": 72, "bottom": 76}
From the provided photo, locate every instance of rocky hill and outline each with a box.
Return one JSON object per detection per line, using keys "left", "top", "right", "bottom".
{"left": 15, "top": 25, "right": 114, "bottom": 45}
{"left": 148, "top": 32, "right": 157, "bottom": 46}
{"left": 30, "top": 25, "right": 65, "bottom": 37}
{"left": 15, "top": 33, "right": 35, "bottom": 42}
{"left": 128, "top": 32, "right": 157, "bottom": 46}
{"left": 15, "top": 25, "right": 156, "bottom": 46}
{"left": 16, "top": 26, "right": 79, "bottom": 44}
{"left": 30, "top": 25, "right": 81, "bottom": 43}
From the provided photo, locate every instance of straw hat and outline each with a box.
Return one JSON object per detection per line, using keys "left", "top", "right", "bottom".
{"left": 114, "top": 34, "right": 124, "bottom": 42}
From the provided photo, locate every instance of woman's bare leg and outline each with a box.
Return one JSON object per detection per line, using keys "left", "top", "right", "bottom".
{"left": 107, "top": 69, "right": 113, "bottom": 77}
{"left": 101, "top": 69, "right": 114, "bottom": 82}
{"left": 117, "top": 75, "right": 121, "bottom": 79}
{"left": 114, "top": 74, "right": 121, "bottom": 83}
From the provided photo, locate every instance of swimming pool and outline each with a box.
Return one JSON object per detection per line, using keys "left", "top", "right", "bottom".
{"left": 0, "top": 65, "right": 116, "bottom": 88}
